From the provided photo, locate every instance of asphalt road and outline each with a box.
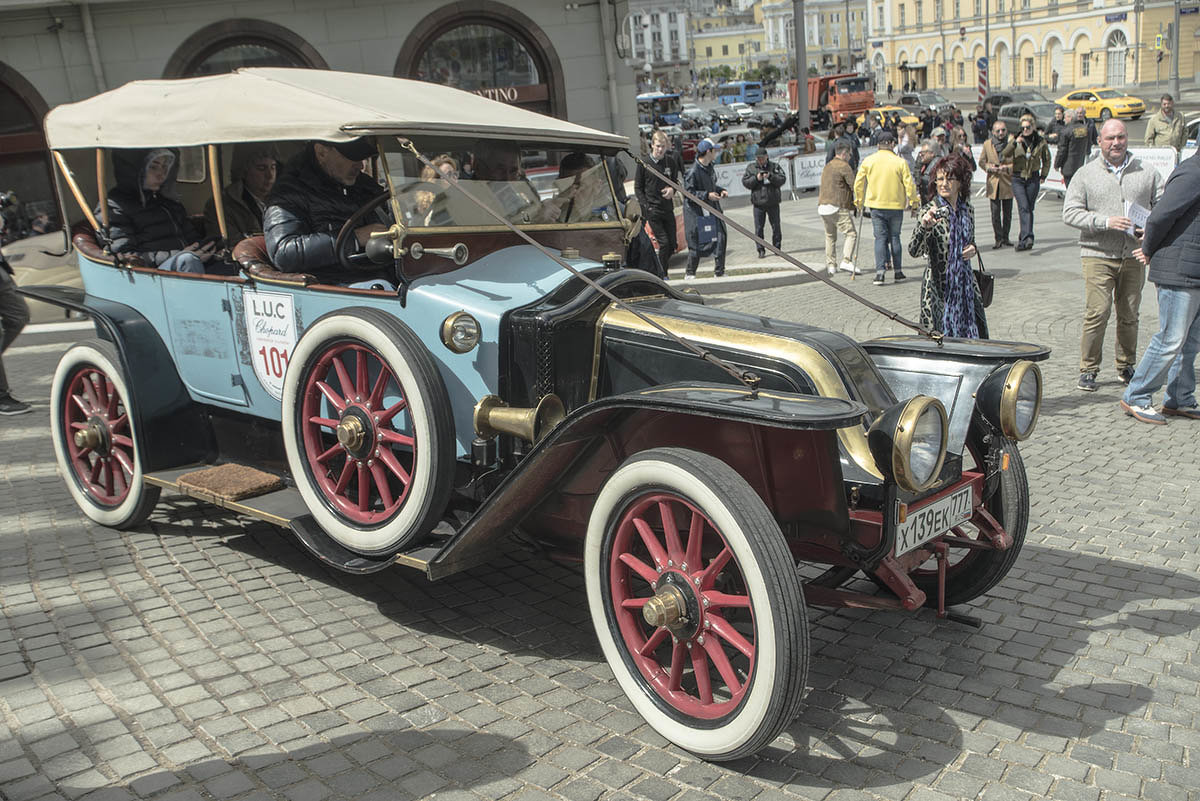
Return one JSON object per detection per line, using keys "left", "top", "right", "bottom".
{"left": 2, "top": 190, "right": 1199, "bottom": 801}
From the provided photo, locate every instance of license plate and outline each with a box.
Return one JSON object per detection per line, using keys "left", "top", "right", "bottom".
{"left": 894, "top": 486, "right": 973, "bottom": 556}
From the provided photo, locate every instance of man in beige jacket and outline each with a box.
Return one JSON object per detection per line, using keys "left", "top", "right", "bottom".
{"left": 817, "top": 142, "right": 859, "bottom": 276}
{"left": 978, "top": 120, "right": 1013, "bottom": 249}
{"left": 1144, "top": 94, "right": 1186, "bottom": 152}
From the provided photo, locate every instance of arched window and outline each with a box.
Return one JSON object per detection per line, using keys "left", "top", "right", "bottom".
{"left": 396, "top": 2, "right": 565, "bottom": 118}
{"left": 0, "top": 62, "right": 56, "bottom": 235}
{"left": 163, "top": 20, "right": 328, "bottom": 78}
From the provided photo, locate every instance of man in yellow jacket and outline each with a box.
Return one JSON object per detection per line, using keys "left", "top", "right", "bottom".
{"left": 853, "top": 130, "right": 921, "bottom": 285}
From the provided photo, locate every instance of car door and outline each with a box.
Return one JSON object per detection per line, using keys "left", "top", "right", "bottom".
{"left": 161, "top": 277, "right": 249, "bottom": 407}
{"left": 1083, "top": 93, "right": 1100, "bottom": 118}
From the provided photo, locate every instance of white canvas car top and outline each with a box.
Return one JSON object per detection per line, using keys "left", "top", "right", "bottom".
{"left": 45, "top": 68, "right": 629, "bottom": 151}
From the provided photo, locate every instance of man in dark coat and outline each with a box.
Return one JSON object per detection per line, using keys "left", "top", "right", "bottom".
{"left": 635, "top": 130, "right": 681, "bottom": 272}
{"left": 264, "top": 138, "right": 386, "bottom": 281}
{"left": 741, "top": 149, "right": 786, "bottom": 258}
{"left": 103, "top": 148, "right": 214, "bottom": 273}
{"left": 682, "top": 139, "right": 728, "bottom": 279}
{"left": 824, "top": 123, "right": 860, "bottom": 172}
{"left": 0, "top": 239, "right": 30, "bottom": 414}
{"left": 1120, "top": 151, "right": 1200, "bottom": 423}
{"left": 1053, "top": 108, "right": 1093, "bottom": 189}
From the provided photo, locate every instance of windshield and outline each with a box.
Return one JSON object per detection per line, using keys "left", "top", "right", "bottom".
{"left": 1096, "top": 90, "right": 1123, "bottom": 99}
{"left": 837, "top": 78, "right": 870, "bottom": 94}
{"left": 1028, "top": 103, "right": 1059, "bottom": 119}
{"left": 383, "top": 137, "right": 620, "bottom": 229}
{"left": 920, "top": 92, "right": 949, "bottom": 104}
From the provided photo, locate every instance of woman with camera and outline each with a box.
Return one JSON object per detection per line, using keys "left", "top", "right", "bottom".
{"left": 909, "top": 152, "right": 988, "bottom": 339}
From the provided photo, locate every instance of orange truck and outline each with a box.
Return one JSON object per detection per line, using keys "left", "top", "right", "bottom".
{"left": 788, "top": 73, "right": 875, "bottom": 127}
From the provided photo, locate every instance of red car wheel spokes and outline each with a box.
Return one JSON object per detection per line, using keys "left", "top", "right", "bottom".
{"left": 610, "top": 493, "right": 756, "bottom": 720}
{"left": 63, "top": 366, "right": 134, "bottom": 506}
{"left": 300, "top": 341, "right": 417, "bottom": 525}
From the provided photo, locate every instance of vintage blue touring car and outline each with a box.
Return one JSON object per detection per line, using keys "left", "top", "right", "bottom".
{"left": 23, "top": 68, "right": 1047, "bottom": 761}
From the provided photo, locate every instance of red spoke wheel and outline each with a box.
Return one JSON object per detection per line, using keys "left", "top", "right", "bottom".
{"left": 50, "top": 341, "right": 159, "bottom": 528}
{"left": 906, "top": 419, "right": 1029, "bottom": 607}
{"left": 586, "top": 448, "right": 808, "bottom": 761}
{"left": 283, "top": 309, "right": 454, "bottom": 556}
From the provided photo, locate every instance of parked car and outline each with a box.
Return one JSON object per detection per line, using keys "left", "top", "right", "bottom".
{"left": 997, "top": 101, "right": 1061, "bottom": 133}
{"left": 727, "top": 101, "right": 755, "bottom": 121}
{"left": 679, "top": 108, "right": 711, "bottom": 130}
{"left": 1186, "top": 112, "right": 1199, "bottom": 150}
{"left": 981, "top": 90, "right": 1049, "bottom": 112}
{"left": 1054, "top": 87, "right": 1145, "bottom": 121}
{"left": 714, "top": 105, "right": 740, "bottom": 125}
{"left": 24, "top": 67, "right": 1047, "bottom": 764}
{"left": 898, "top": 91, "right": 954, "bottom": 116}
{"left": 857, "top": 105, "right": 920, "bottom": 128}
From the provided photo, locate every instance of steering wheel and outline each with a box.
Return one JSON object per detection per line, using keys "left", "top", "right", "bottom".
{"left": 334, "top": 191, "right": 392, "bottom": 271}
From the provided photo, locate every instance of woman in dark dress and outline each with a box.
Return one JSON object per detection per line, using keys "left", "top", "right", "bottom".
{"left": 909, "top": 152, "right": 988, "bottom": 339}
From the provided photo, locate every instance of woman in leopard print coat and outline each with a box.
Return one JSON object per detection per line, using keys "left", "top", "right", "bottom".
{"left": 908, "top": 152, "right": 989, "bottom": 339}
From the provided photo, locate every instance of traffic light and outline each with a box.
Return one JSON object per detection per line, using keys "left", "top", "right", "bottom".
{"left": 1158, "top": 50, "right": 1164, "bottom": 63}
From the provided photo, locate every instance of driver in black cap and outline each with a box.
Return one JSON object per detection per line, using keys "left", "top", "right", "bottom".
{"left": 264, "top": 137, "right": 387, "bottom": 279}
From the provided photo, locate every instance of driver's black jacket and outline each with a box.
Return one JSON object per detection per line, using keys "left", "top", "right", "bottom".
{"left": 264, "top": 149, "right": 385, "bottom": 276}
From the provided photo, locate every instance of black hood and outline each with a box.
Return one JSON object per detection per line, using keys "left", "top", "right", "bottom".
{"left": 111, "top": 148, "right": 181, "bottom": 205}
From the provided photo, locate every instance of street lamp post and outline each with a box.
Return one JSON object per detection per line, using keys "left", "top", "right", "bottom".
{"left": 793, "top": 0, "right": 809, "bottom": 128}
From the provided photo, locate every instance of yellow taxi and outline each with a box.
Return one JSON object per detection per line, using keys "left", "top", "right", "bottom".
{"left": 1054, "top": 88, "right": 1146, "bottom": 121}
{"left": 858, "top": 106, "right": 921, "bottom": 128}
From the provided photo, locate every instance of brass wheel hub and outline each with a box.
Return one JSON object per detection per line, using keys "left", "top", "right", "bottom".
{"left": 336, "top": 415, "right": 366, "bottom": 451}
{"left": 642, "top": 584, "right": 690, "bottom": 633}
{"left": 74, "top": 425, "right": 104, "bottom": 451}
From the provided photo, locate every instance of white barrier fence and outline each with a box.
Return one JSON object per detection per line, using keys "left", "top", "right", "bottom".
{"left": 705, "top": 144, "right": 1182, "bottom": 201}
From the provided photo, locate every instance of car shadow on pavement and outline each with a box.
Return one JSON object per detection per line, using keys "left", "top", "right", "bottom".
{"left": 42, "top": 725, "right": 527, "bottom": 799}
{"left": 110, "top": 508, "right": 1194, "bottom": 793}
{"left": 724, "top": 540, "right": 1191, "bottom": 789}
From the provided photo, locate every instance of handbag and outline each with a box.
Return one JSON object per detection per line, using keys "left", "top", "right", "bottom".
{"left": 974, "top": 249, "right": 994, "bottom": 308}
{"left": 695, "top": 212, "right": 719, "bottom": 256}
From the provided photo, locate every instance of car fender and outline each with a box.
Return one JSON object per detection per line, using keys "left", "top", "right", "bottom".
{"left": 427, "top": 382, "right": 866, "bottom": 578}
{"left": 18, "top": 285, "right": 212, "bottom": 472}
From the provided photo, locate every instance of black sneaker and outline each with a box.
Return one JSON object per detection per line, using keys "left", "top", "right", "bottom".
{"left": 0, "top": 393, "right": 31, "bottom": 416}
{"left": 873, "top": 271, "right": 886, "bottom": 285}
{"left": 1117, "top": 366, "right": 1135, "bottom": 385}
{"left": 1076, "top": 372, "right": 1098, "bottom": 392}
{"left": 893, "top": 271, "right": 907, "bottom": 281}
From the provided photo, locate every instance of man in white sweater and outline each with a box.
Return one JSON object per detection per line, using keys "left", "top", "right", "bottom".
{"left": 1063, "top": 119, "right": 1164, "bottom": 393}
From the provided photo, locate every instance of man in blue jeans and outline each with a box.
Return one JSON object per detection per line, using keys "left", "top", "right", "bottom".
{"left": 852, "top": 131, "right": 920, "bottom": 285}
{"left": 1119, "top": 150, "right": 1200, "bottom": 424}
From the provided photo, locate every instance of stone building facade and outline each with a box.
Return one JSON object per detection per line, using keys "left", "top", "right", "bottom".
{"left": 867, "top": 0, "right": 1199, "bottom": 96}
{"left": 0, "top": 0, "right": 640, "bottom": 226}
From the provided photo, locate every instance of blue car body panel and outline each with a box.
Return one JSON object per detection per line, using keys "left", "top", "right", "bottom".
{"left": 77, "top": 244, "right": 584, "bottom": 458}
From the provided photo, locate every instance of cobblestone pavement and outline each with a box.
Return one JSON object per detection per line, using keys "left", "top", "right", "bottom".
{"left": 2, "top": 193, "right": 1198, "bottom": 801}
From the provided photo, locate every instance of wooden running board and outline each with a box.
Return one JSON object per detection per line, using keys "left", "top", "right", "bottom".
{"left": 143, "top": 466, "right": 439, "bottom": 575}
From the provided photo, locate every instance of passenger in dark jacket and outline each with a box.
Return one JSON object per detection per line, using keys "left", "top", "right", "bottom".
{"left": 1053, "top": 109, "right": 1094, "bottom": 189}
{"left": 102, "top": 148, "right": 212, "bottom": 273}
{"left": 741, "top": 150, "right": 786, "bottom": 257}
{"left": 1121, "top": 151, "right": 1200, "bottom": 420}
{"left": 264, "top": 138, "right": 386, "bottom": 281}
{"left": 205, "top": 143, "right": 279, "bottom": 246}
{"left": 635, "top": 130, "right": 681, "bottom": 271}
{"left": 683, "top": 139, "right": 728, "bottom": 278}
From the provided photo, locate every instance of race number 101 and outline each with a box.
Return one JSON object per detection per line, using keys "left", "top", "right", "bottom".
{"left": 258, "top": 346, "right": 290, "bottom": 378}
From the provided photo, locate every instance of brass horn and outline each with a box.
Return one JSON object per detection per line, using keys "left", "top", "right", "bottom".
{"left": 474, "top": 393, "right": 566, "bottom": 444}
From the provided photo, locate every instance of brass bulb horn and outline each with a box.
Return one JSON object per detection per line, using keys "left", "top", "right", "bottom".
{"left": 474, "top": 394, "right": 566, "bottom": 444}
